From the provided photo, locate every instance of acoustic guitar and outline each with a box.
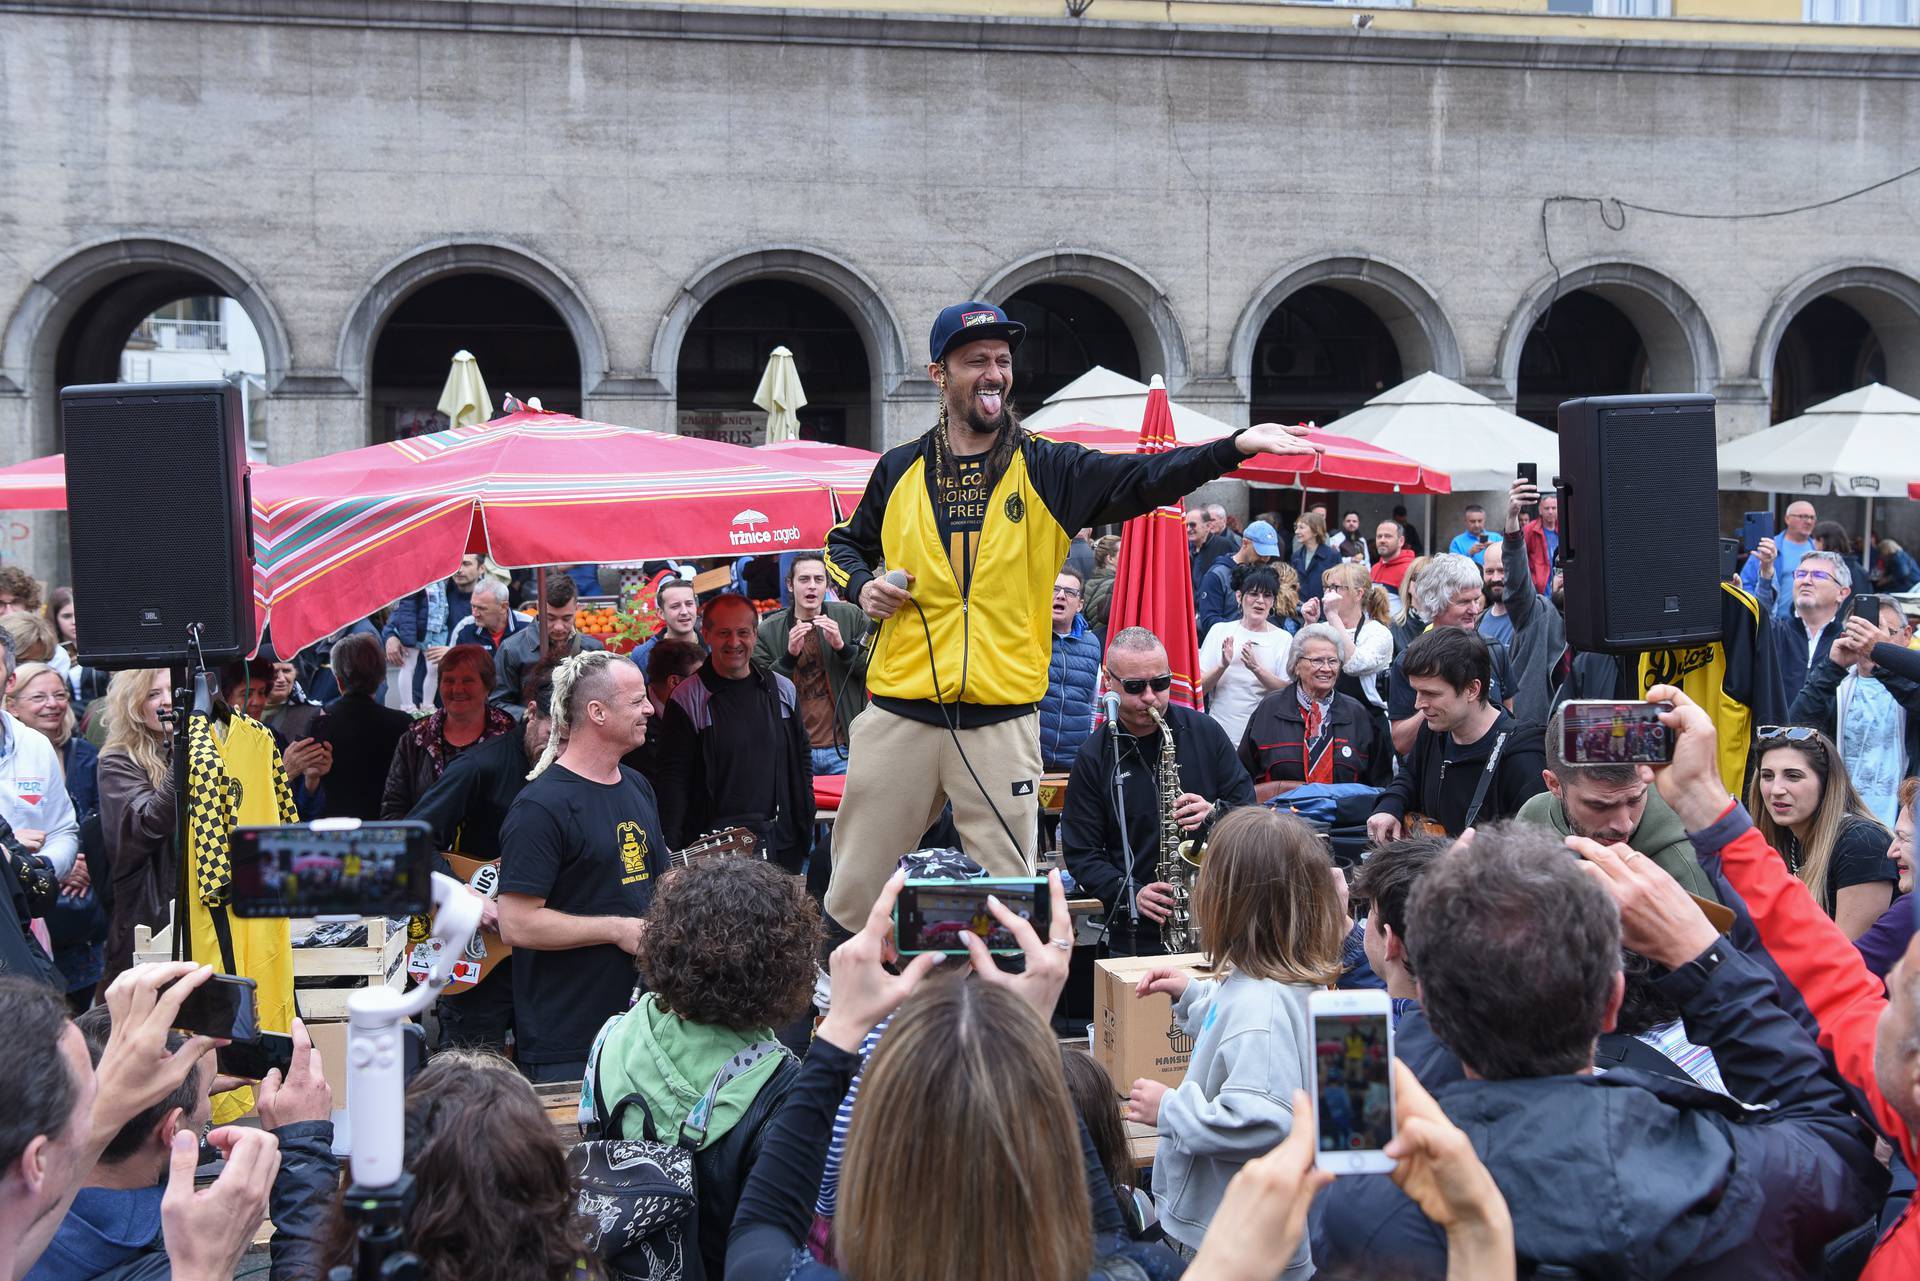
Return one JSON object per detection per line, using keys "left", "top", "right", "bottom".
{"left": 406, "top": 826, "right": 761, "bottom": 990}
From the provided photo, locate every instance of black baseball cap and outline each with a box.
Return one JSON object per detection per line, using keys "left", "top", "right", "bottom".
{"left": 929, "top": 301, "right": 1026, "bottom": 363}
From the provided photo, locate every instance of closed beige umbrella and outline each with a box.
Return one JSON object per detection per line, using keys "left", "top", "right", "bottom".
{"left": 753, "top": 345, "right": 808, "bottom": 444}
{"left": 436, "top": 349, "right": 493, "bottom": 428}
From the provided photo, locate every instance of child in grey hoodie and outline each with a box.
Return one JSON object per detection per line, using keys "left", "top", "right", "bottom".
{"left": 1124, "top": 808, "right": 1346, "bottom": 1272}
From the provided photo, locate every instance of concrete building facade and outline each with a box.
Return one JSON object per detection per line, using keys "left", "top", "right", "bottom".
{"left": 4, "top": 0, "right": 1920, "bottom": 575}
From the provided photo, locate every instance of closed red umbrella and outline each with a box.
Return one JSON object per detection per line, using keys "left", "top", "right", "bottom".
{"left": 252, "top": 408, "right": 839, "bottom": 654}
{"left": 1104, "top": 385, "right": 1204, "bottom": 711}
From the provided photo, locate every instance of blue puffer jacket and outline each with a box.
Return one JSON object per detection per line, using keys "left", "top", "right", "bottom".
{"left": 1040, "top": 615, "right": 1103, "bottom": 771}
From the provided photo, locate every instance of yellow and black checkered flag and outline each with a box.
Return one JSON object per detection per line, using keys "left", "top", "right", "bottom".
{"left": 186, "top": 713, "right": 301, "bottom": 906}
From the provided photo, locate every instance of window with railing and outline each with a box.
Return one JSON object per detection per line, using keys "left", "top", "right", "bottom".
{"left": 1806, "top": 0, "right": 1918, "bottom": 23}
{"left": 1548, "top": 0, "right": 1673, "bottom": 15}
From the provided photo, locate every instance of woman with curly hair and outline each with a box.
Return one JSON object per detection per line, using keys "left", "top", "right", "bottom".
{"left": 327, "top": 1049, "right": 598, "bottom": 1281}
{"left": 590, "top": 856, "right": 822, "bottom": 1278}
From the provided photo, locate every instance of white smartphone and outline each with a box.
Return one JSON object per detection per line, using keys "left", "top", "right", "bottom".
{"left": 1308, "top": 989, "right": 1396, "bottom": 1175}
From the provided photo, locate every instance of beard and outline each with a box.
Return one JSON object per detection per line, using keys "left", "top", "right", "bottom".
{"left": 949, "top": 383, "right": 1016, "bottom": 436}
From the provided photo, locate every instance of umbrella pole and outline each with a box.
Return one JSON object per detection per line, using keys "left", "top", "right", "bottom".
{"left": 536, "top": 564, "right": 550, "bottom": 662}
{"left": 1864, "top": 496, "right": 1874, "bottom": 558}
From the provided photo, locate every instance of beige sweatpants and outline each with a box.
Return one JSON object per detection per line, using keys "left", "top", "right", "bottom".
{"left": 822, "top": 704, "right": 1041, "bottom": 932}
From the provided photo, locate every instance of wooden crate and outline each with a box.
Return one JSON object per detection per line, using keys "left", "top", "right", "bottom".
{"left": 133, "top": 913, "right": 409, "bottom": 1023}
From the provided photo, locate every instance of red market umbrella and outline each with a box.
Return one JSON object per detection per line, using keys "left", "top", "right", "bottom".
{"left": 1910, "top": 481, "right": 1919, "bottom": 499}
{"left": 0, "top": 454, "right": 70, "bottom": 509}
{"left": 754, "top": 439, "right": 879, "bottom": 516}
{"left": 1039, "top": 422, "right": 1450, "bottom": 495}
{"left": 252, "top": 408, "right": 840, "bottom": 654}
{"left": 1104, "top": 384, "right": 1204, "bottom": 711}
{"left": 1229, "top": 427, "right": 1451, "bottom": 494}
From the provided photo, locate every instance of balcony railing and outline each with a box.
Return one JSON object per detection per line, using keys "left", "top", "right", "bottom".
{"left": 126, "top": 317, "right": 227, "bottom": 352}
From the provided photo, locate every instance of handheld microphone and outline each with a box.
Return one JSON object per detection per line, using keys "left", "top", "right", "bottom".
{"left": 883, "top": 568, "right": 911, "bottom": 591}
{"left": 1103, "top": 689, "right": 1123, "bottom": 732}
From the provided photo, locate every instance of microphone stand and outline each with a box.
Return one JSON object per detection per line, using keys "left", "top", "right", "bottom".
{"left": 1105, "top": 706, "right": 1140, "bottom": 943}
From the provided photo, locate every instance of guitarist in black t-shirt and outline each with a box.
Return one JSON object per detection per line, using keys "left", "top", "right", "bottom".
{"left": 498, "top": 651, "right": 667, "bottom": 1083}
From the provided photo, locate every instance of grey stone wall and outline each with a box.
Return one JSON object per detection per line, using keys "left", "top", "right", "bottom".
{"left": 4, "top": 0, "right": 1920, "bottom": 578}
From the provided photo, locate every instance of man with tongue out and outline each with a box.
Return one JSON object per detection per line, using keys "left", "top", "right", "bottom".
{"left": 821, "top": 300, "right": 1321, "bottom": 939}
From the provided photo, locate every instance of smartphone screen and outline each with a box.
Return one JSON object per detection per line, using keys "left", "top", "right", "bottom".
{"left": 217, "top": 1031, "right": 294, "bottom": 1080}
{"left": 1560, "top": 700, "right": 1675, "bottom": 766}
{"left": 1314, "top": 1011, "right": 1393, "bottom": 1160}
{"left": 170, "top": 973, "right": 259, "bottom": 1041}
{"left": 229, "top": 821, "right": 433, "bottom": 918}
{"left": 894, "top": 878, "right": 1050, "bottom": 955}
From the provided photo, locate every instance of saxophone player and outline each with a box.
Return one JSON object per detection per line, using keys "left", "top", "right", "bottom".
{"left": 1061, "top": 628, "right": 1255, "bottom": 956}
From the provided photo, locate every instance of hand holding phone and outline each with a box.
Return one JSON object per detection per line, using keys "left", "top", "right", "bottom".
{"left": 1310, "top": 989, "right": 1395, "bottom": 1175}
{"left": 169, "top": 972, "right": 260, "bottom": 1042}
{"left": 1559, "top": 700, "right": 1675, "bottom": 766}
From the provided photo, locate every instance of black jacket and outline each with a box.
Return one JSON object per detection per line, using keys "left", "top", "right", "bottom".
{"left": 1236, "top": 688, "right": 1390, "bottom": 789}
{"left": 318, "top": 693, "right": 413, "bottom": 822}
{"left": 1775, "top": 611, "right": 1847, "bottom": 710}
{"left": 1311, "top": 946, "right": 1882, "bottom": 1281}
{"left": 1060, "top": 703, "right": 1255, "bottom": 955}
{"left": 1787, "top": 654, "right": 1920, "bottom": 776}
{"left": 405, "top": 731, "right": 531, "bottom": 858}
{"left": 649, "top": 660, "right": 816, "bottom": 873}
{"left": 1372, "top": 709, "right": 1546, "bottom": 836}
{"left": 689, "top": 1055, "right": 801, "bottom": 1279}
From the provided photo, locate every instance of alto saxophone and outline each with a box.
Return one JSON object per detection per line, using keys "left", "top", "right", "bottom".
{"left": 1149, "top": 705, "right": 1200, "bottom": 953}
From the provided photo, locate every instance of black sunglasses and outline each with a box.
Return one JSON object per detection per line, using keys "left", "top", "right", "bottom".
{"left": 1110, "top": 673, "right": 1174, "bottom": 695}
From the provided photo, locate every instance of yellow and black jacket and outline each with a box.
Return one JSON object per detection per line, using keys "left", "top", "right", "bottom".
{"left": 826, "top": 427, "right": 1244, "bottom": 724}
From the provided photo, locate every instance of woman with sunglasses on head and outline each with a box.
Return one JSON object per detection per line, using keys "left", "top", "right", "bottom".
{"left": 1199, "top": 565, "right": 1293, "bottom": 749}
{"left": 1747, "top": 725, "right": 1900, "bottom": 940}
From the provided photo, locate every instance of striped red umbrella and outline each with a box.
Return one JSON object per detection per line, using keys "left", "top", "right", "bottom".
{"left": 754, "top": 439, "right": 878, "bottom": 516}
{"left": 1103, "top": 384, "right": 1204, "bottom": 711}
{"left": 252, "top": 408, "right": 839, "bottom": 654}
{"left": 0, "top": 454, "right": 71, "bottom": 509}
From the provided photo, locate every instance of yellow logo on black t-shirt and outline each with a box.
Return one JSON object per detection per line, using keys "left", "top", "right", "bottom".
{"left": 616, "top": 821, "right": 651, "bottom": 885}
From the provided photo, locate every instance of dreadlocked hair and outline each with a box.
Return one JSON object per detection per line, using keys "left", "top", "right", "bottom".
{"left": 526, "top": 648, "right": 622, "bottom": 780}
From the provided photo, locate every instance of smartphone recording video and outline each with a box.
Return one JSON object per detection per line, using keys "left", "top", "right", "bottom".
{"left": 217, "top": 1030, "right": 295, "bottom": 1080}
{"left": 1560, "top": 700, "right": 1675, "bottom": 767}
{"left": 169, "top": 972, "right": 260, "bottom": 1041}
{"left": 893, "top": 877, "right": 1051, "bottom": 956}
{"left": 228, "top": 820, "right": 433, "bottom": 918}
{"left": 1310, "top": 991, "right": 1395, "bottom": 1175}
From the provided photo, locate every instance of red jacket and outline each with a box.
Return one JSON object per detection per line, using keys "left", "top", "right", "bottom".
{"left": 1371, "top": 547, "right": 1415, "bottom": 591}
{"left": 1707, "top": 802, "right": 1918, "bottom": 1279}
{"left": 1522, "top": 518, "right": 1557, "bottom": 594}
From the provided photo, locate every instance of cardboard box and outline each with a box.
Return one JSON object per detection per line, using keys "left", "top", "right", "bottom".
{"left": 1093, "top": 952, "right": 1210, "bottom": 1092}
{"left": 307, "top": 1020, "right": 351, "bottom": 1107}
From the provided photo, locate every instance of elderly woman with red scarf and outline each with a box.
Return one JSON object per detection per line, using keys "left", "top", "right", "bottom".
{"left": 1235, "top": 622, "right": 1391, "bottom": 803}
{"left": 381, "top": 644, "right": 515, "bottom": 818}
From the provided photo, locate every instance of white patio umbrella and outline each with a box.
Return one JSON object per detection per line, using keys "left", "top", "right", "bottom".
{"left": 753, "top": 346, "right": 808, "bottom": 444}
{"left": 1022, "top": 367, "right": 1235, "bottom": 444}
{"left": 1321, "top": 371, "right": 1561, "bottom": 550}
{"left": 1718, "top": 382, "right": 1920, "bottom": 545}
{"left": 435, "top": 349, "right": 492, "bottom": 428}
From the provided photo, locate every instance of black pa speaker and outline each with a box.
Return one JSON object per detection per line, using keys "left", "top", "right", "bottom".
{"left": 61, "top": 380, "right": 255, "bottom": 668}
{"left": 1557, "top": 394, "right": 1721, "bottom": 654}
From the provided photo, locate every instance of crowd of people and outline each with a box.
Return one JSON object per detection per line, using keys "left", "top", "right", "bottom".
{"left": 0, "top": 298, "right": 1916, "bottom": 1280}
